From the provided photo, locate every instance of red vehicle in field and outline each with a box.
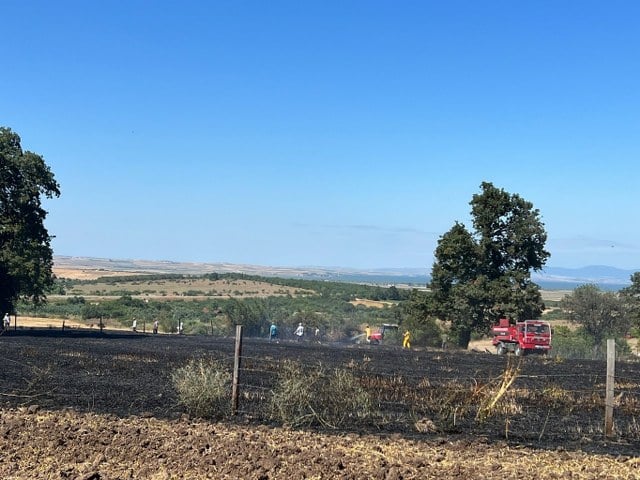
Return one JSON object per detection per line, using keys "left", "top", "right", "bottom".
{"left": 491, "top": 318, "right": 552, "bottom": 356}
{"left": 368, "top": 324, "right": 399, "bottom": 345}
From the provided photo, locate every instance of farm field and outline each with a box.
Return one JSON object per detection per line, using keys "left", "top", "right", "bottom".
{"left": 57, "top": 276, "right": 312, "bottom": 301}
{"left": 0, "top": 329, "right": 638, "bottom": 479}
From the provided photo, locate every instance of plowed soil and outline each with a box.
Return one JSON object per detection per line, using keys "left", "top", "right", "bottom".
{"left": 0, "top": 329, "right": 638, "bottom": 479}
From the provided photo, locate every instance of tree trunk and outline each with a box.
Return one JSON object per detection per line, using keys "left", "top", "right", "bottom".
{"left": 457, "top": 328, "right": 472, "bottom": 349}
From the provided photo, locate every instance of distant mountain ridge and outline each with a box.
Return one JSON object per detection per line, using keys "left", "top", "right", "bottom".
{"left": 53, "top": 256, "right": 637, "bottom": 290}
{"left": 533, "top": 265, "right": 636, "bottom": 289}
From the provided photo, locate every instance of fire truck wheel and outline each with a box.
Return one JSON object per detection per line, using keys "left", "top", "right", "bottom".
{"left": 496, "top": 343, "right": 505, "bottom": 355}
{"left": 514, "top": 345, "right": 524, "bottom": 356}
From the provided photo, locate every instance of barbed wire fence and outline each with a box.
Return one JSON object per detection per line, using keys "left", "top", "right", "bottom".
{"left": 220, "top": 327, "right": 640, "bottom": 445}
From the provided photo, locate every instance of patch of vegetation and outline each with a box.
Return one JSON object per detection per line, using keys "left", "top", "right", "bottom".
{"left": 172, "top": 358, "right": 231, "bottom": 419}
{"left": 269, "top": 361, "right": 374, "bottom": 428}
{"left": 551, "top": 325, "right": 631, "bottom": 360}
{"left": 541, "top": 308, "right": 566, "bottom": 321}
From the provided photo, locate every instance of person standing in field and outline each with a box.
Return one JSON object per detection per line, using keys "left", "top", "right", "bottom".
{"left": 153, "top": 319, "right": 158, "bottom": 334}
{"left": 365, "top": 325, "right": 371, "bottom": 344}
{"left": 269, "top": 323, "right": 278, "bottom": 341}
{"left": 132, "top": 318, "right": 137, "bottom": 332}
{"left": 3, "top": 313, "right": 10, "bottom": 330}
{"left": 403, "top": 329, "right": 411, "bottom": 349}
{"left": 294, "top": 322, "right": 304, "bottom": 341}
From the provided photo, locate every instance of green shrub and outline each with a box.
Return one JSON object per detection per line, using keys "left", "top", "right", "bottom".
{"left": 551, "top": 326, "right": 596, "bottom": 359}
{"left": 172, "top": 358, "right": 231, "bottom": 419}
{"left": 551, "top": 326, "right": 632, "bottom": 360}
{"left": 66, "top": 296, "right": 85, "bottom": 305}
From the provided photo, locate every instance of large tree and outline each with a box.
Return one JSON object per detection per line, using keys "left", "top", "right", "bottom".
{"left": 429, "top": 182, "right": 549, "bottom": 348}
{"left": 0, "top": 127, "right": 60, "bottom": 316}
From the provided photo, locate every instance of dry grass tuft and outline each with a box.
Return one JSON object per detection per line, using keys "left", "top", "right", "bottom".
{"left": 269, "top": 360, "right": 374, "bottom": 428}
{"left": 476, "top": 356, "right": 522, "bottom": 422}
{"left": 172, "top": 358, "right": 231, "bottom": 419}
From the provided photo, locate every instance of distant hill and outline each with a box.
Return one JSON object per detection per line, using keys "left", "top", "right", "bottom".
{"left": 53, "top": 256, "right": 637, "bottom": 290}
{"left": 533, "top": 266, "right": 636, "bottom": 290}
{"left": 53, "top": 256, "right": 429, "bottom": 284}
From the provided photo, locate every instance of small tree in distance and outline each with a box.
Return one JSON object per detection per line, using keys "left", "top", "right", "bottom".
{"left": 560, "top": 283, "right": 628, "bottom": 354}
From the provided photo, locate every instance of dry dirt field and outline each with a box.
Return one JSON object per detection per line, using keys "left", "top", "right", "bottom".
{"left": 53, "top": 267, "right": 143, "bottom": 280}
{"left": 0, "top": 329, "right": 638, "bottom": 479}
{"left": 350, "top": 298, "right": 396, "bottom": 308}
{"left": 53, "top": 267, "right": 312, "bottom": 301}
{"left": 2, "top": 407, "right": 638, "bottom": 480}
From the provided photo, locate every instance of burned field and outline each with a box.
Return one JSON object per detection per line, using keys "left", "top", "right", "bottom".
{"left": 0, "top": 330, "right": 639, "bottom": 479}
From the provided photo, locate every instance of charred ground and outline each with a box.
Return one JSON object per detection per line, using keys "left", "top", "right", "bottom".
{"left": 0, "top": 329, "right": 638, "bottom": 479}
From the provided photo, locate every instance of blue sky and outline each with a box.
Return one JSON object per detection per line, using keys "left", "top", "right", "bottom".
{"left": 3, "top": 1, "right": 639, "bottom": 271}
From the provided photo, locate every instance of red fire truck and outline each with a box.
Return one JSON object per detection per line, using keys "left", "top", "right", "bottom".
{"left": 491, "top": 318, "right": 552, "bottom": 356}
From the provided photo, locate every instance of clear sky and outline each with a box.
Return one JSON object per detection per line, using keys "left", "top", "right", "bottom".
{"left": 3, "top": 1, "right": 639, "bottom": 271}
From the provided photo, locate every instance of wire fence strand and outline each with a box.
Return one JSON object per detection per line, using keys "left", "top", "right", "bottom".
{"left": 224, "top": 344, "right": 640, "bottom": 443}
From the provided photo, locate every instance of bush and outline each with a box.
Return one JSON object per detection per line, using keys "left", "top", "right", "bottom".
{"left": 402, "top": 316, "right": 442, "bottom": 348}
{"left": 172, "top": 358, "right": 231, "bottom": 419}
{"left": 551, "top": 326, "right": 596, "bottom": 359}
{"left": 269, "top": 361, "right": 374, "bottom": 428}
{"left": 551, "top": 326, "right": 632, "bottom": 360}
{"left": 66, "top": 296, "right": 85, "bottom": 305}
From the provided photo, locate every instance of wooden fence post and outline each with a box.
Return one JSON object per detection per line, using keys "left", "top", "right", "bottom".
{"left": 604, "top": 338, "right": 615, "bottom": 437}
{"left": 231, "top": 324, "right": 243, "bottom": 415}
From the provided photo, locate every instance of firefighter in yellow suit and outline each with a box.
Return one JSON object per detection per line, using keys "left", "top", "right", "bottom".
{"left": 402, "top": 329, "right": 411, "bottom": 349}
{"left": 365, "top": 325, "right": 371, "bottom": 344}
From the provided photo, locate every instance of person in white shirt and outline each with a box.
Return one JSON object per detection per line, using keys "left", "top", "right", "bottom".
{"left": 294, "top": 322, "right": 304, "bottom": 341}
